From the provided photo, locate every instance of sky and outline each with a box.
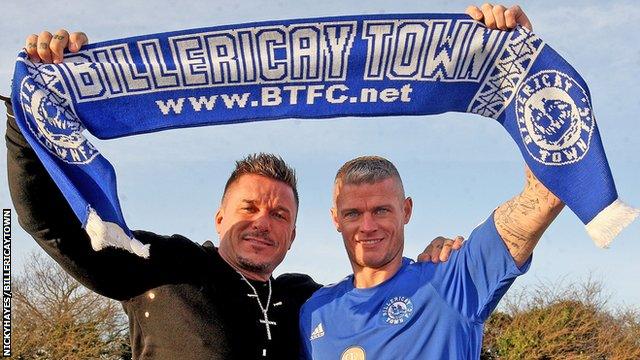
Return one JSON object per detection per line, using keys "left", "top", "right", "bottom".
{"left": 1, "top": 0, "right": 638, "bottom": 310}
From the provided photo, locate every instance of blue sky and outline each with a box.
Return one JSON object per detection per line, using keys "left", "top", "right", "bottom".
{"left": 1, "top": 0, "right": 638, "bottom": 309}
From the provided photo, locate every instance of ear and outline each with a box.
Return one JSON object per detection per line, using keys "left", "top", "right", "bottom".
{"left": 288, "top": 226, "right": 297, "bottom": 250}
{"left": 215, "top": 207, "right": 224, "bottom": 235}
{"left": 330, "top": 207, "right": 342, "bottom": 233}
{"left": 403, "top": 197, "right": 413, "bottom": 224}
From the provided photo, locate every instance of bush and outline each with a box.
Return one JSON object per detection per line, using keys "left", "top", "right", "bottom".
{"left": 11, "top": 252, "right": 131, "bottom": 360}
{"left": 482, "top": 279, "right": 640, "bottom": 360}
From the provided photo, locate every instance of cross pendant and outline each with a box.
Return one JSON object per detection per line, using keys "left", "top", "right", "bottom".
{"left": 259, "top": 313, "right": 277, "bottom": 340}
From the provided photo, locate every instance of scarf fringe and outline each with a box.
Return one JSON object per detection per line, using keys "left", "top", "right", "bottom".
{"left": 586, "top": 199, "right": 640, "bottom": 248}
{"left": 84, "top": 208, "right": 150, "bottom": 258}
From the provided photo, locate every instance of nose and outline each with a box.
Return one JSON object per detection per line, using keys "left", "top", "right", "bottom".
{"left": 360, "top": 212, "right": 378, "bottom": 233}
{"left": 251, "top": 210, "right": 271, "bottom": 232}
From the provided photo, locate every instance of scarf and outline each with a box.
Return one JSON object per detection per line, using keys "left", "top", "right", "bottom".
{"left": 11, "top": 14, "right": 638, "bottom": 257}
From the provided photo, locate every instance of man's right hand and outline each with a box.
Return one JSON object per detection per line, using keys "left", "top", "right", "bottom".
{"left": 417, "top": 236, "right": 464, "bottom": 264}
{"left": 25, "top": 30, "right": 88, "bottom": 64}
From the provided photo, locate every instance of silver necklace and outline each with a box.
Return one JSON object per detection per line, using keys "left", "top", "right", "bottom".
{"left": 237, "top": 272, "right": 276, "bottom": 340}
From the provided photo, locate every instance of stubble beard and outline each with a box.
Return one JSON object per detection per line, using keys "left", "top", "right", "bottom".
{"left": 237, "top": 255, "right": 272, "bottom": 275}
{"left": 236, "top": 229, "right": 277, "bottom": 276}
{"left": 353, "top": 242, "right": 404, "bottom": 271}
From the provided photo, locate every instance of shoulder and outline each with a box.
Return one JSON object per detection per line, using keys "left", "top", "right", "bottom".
{"left": 387, "top": 258, "right": 435, "bottom": 282}
{"left": 132, "top": 230, "right": 212, "bottom": 263}
{"left": 276, "top": 272, "right": 322, "bottom": 301}
{"left": 276, "top": 272, "right": 319, "bottom": 286}
{"left": 306, "top": 275, "right": 350, "bottom": 302}
{"left": 132, "top": 229, "right": 201, "bottom": 248}
{"left": 299, "top": 276, "right": 351, "bottom": 322}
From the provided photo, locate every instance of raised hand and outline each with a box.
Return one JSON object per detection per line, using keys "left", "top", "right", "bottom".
{"left": 25, "top": 30, "right": 89, "bottom": 63}
{"left": 466, "top": 4, "right": 532, "bottom": 31}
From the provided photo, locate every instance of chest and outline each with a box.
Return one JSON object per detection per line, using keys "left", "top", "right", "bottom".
{"left": 307, "top": 280, "right": 473, "bottom": 359}
{"left": 125, "top": 279, "right": 304, "bottom": 359}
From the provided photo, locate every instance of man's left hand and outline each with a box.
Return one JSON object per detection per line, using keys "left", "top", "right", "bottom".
{"left": 466, "top": 4, "right": 532, "bottom": 31}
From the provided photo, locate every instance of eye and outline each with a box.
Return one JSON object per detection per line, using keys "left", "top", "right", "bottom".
{"left": 272, "top": 211, "right": 288, "bottom": 221}
{"left": 374, "top": 208, "right": 390, "bottom": 215}
{"left": 343, "top": 211, "right": 359, "bottom": 219}
{"left": 240, "top": 206, "right": 257, "bottom": 213}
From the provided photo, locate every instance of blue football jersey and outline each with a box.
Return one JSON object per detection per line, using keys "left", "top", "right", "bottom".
{"left": 299, "top": 213, "right": 530, "bottom": 359}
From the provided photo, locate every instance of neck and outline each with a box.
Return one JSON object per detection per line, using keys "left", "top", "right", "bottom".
{"left": 237, "top": 268, "right": 271, "bottom": 282}
{"left": 352, "top": 256, "right": 404, "bottom": 289}
{"left": 217, "top": 248, "right": 271, "bottom": 282}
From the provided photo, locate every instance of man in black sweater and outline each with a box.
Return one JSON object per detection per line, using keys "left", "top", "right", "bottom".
{"left": 6, "top": 91, "right": 321, "bottom": 358}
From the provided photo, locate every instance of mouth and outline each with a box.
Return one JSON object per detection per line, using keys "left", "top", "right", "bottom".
{"left": 356, "top": 238, "right": 383, "bottom": 246}
{"left": 242, "top": 235, "right": 275, "bottom": 247}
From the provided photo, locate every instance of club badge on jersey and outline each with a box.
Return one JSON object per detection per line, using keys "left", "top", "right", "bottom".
{"left": 381, "top": 296, "right": 414, "bottom": 325}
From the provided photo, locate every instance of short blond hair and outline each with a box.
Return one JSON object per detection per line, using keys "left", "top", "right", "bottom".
{"left": 334, "top": 155, "right": 404, "bottom": 195}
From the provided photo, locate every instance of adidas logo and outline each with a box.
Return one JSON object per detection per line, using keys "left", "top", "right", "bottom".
{"left": 310, "top": 323, "right": 325, "bottom": 340}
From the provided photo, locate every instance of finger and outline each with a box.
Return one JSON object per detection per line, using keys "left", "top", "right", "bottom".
{"left": 68, "top": 32, "right": 89, "bottom": 52}
{"left": 37, "top": 31, "right": 53, "bottom": 63}
{"left": 417, "top": 242, "right": 435, "bottom": 262}
{"left": 480, "top": 3, "right": 497, "bottom": 29}
{"left": 25, "top": 34, "right": 40, "bottom": 62}
{"left": 439, "top": 240, "right": 454, "bottom": 262}
{"left": 417, "top": 240, "right": 434, "bottom": 262}
{"left": 504, "top": 7, "right": 517, "bottom": 29}
{"left": 507, "top": 5, "right": 533, "bottom": 31}
{"left": 492, "top": 5, "right": 508, "bottom": 30}
{"left": 465, "top": 5, "right": 484, "bottom": 21}
{"left": 430, "top": 242, "right": 445, "bottom": 263}
{"left": 50, "top": 29, "right": 70, "bottom": 64}
{"left": 428, "top": 241, "right": 445, "bottom": 264}
{"left": 452, "top": 236, "right": 465, "bottom": 250}
{"left": 417, "top": 252, "right": 431, "bottom": 263}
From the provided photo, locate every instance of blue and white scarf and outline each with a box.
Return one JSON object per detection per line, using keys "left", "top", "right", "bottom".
{"left": 11, "top": 14, "right": 638, "bottom": 257}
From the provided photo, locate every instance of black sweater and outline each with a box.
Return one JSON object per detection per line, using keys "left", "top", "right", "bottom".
{"left": 4, "top": 96, "right": 321, "bottom": 359}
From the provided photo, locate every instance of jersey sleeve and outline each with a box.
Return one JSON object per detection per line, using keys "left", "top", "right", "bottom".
{"left": 5, "top": 96, "right": 206, "bottom": 301}
{"left": 426, "top": 212, "right": 531, "bottom": 322}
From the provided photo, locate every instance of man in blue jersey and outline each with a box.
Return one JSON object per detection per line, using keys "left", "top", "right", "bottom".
{"left": 300, "top": 154, "right": 563, "bottom": 359}
{"left": 299, "top": 6, "right": 563, "bottom": 358}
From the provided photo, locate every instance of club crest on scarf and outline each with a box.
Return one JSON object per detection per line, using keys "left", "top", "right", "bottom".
{"left": 18, "top": 62, "right": 99, "bottom": 164}
{"left": 516, "top": 70, "right": 593, "bottom": 166}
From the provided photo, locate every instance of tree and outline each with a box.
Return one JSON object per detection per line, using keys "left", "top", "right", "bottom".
{"left": 11, "top": 252, "right": 130, "bottom": 359}
{"left": 482, "top": 279, "right": 640, "bottom": 360}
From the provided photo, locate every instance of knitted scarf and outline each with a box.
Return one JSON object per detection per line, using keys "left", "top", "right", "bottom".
{"left": 11, "top": 14, "right": 638, "bottom": 257}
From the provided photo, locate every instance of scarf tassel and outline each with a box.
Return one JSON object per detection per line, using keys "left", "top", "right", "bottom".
{"left": 586, "top": 199, "right": 640, "bottom": 248}
{"left": 84, "top": 207, "right": 151, "bottom": 258}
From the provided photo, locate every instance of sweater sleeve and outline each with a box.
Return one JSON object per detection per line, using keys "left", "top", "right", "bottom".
{"left": 4, "top": 96, "right": 206, "bottom": 301}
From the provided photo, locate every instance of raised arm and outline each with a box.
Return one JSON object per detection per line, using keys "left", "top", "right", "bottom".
{"left": 464, "top": 4, "right": 560, "bottom": 266}
{"left": 5, "top": 95, "right": 154, "bottom": 300}
{"left": 494, "top": 167, "right": 564, "bottom": 267}
{"left": 5, "top": 92, "right": 205, "bottom": 300}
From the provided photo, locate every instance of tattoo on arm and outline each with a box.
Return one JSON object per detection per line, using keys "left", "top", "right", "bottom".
{"left": 494, "top": 169, "right": 564, "bottom": 267}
